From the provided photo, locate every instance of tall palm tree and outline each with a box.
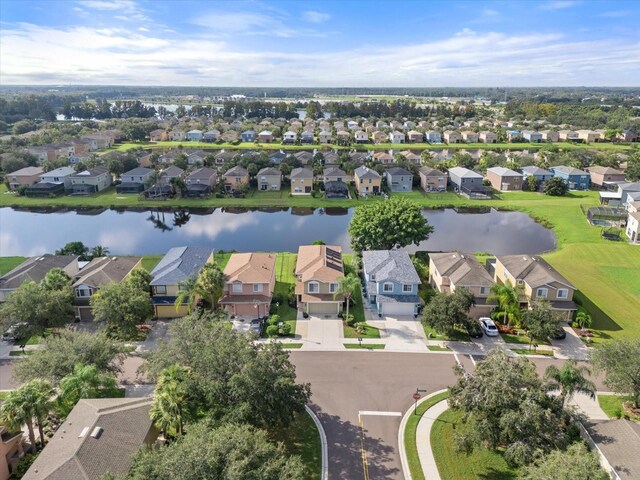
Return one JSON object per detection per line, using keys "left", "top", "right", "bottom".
{"left": 149, "top": 365, "right": 193, "bottom": 438}
{"left": 174, "top": 274, "right": 203, "bottom": 314}
{"left": 58, "top": 363, "right": 118, "bottom": 415}
{"left": 334, "top": 273, "right": 361, "bottom": 322}
{"left": 90, "top": 245, "right": 110, "bottom": 258}
{"left": 0, "top": 379, "right": 54, "bottom": 451}
{"left": 544, "top": 360, "right": 596, "bottom": 406}
{"left": 488, "top": 283, "right": 524, "bottom": 326}
{"left": 195, "top": 262, "right": 225, "bottom": 310}
{"left": 576, "top": 311, "right": 592, "bottom": 335}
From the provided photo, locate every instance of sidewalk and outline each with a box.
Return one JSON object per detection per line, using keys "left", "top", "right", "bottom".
{"left": 416, "top": 399, "right": 448, "bottom": 480}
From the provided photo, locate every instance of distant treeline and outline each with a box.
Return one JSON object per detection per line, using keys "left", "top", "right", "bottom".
{"left": 61, "top": 99, "right": 157, "bottom": 120}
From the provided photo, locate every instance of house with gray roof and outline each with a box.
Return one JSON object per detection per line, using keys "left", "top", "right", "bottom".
{"left": 550, "top": 165, "right": 590, "bottom": 190}
{"left": 448, "top": 167, "right": 492, "bottom": 199}
{"left": 257, "top": 167, "right": 282, "bottom": 191}
{"left": 23, "top": 398, "right": 157, "bottom": 480}
{"left": 0, "top": 255, "right": 79, "bottom": 302}
{"left": 241, "top": 130, "right": 255, "bottom": 142}
{"left": 25, "top": 166, "right": 75, "bottom": 197}
{"left": 149, "top": 246, "right": 213, "bottom": 318}
{"left": 290, "top": 167, "right": 313, "bottom": 195}
{"left": 184, "top": 167, "right": 217, "bottom": 197}
{"left": 116, "top": 167, "right": 154, "bottom": 194}
{"left": 323, "top": 167, "right": 350, "bottom": 184}
{"left": 68, "top": 166, "right": 112, "bottom": 195}
{"left": 521, "top": 165, "right": 553, "bottom": 191}
{"left": 385, "top": 167, "right": 413, "bottom": 192}
{"left": 354, "top": 166, "right": 382, "bottom": 195}
{"left": 486, "top": 166, "right": 523, "bottom": 191}
{"left": 362, "top": 250, "right": 422, "bottom": 316}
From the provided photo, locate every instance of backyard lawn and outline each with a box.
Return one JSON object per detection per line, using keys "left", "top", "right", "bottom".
{"left": 598, "top": 394, "right": 640, "bottom": 421}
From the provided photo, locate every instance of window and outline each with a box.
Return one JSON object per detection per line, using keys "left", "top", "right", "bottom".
{"left": 517, "top": 279, "right": 524, "bottom": 286}
{"left": 329, "top": 283, "right": 338, "bottom": 293}
{"left": 76, "top": 288, "right": 92, "bottom": 297}
{"left": 308, "top": 282, "right": 319, "bottom": 293}
{"left": 253, "top": 284, "right": 263, "bottom": 293}
{"left": 236, "top": 177, "right": 241, "bottom": 183}
{"left": 155, "top": 285, "right": 166, "bottom": 295}
{"left": 536, "top": 288, "right": 548, "bottom": 298}
{"left": 557, "top": 289, "right": 568, "bottom": 299}
{"left": 402, "top": 284, "right": 413, "bottom": 293}
{"left": 232, "top": 283, "right": 243, "bottom": 293}
{"left": 479, "top": 286, "right": 488, "bottom": 295}
{"left": 383, "top": 283, "right": 393, "bottom": 293}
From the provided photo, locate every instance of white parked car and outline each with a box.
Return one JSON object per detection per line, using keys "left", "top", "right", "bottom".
{"left": 479, "top": 318, "right": 499, "bottom": 337}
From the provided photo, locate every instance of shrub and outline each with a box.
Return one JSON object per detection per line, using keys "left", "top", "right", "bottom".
{"left": 302, "top": 312, "right": 309, "bottom": 319}
{"left": 346, "top": 314, "right": 357, "bottom": 327}
{"left": 10, "top": 452, "right": 37, "bottom": 478}
{"left": 265, "top": 325, "right": 279, "bottom": 337}
{"left": 279, "top": 323, "right": 292, "bottom": 336}
{"left": 268, "top": 314, "right": 280, "bottom": 326}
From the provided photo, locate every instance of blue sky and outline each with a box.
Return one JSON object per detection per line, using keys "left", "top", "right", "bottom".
{"left": 1, "top": 0, "right": 638, "bottom": 86}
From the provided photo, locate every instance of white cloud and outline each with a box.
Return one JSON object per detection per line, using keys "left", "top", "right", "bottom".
{"left": 598, "top": 10, "right": 632, "bottom": 17}
{"left": 302, "top": 11, "right": 331, "bottom": 23}
{"left": 541, "top": 1, "right": 580, "bottom": 10}
{"left": 77, "top": 0, "right": 150, "bottom": 22}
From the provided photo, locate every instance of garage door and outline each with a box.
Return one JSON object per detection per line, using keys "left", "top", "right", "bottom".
{"left": 381, "top": 302, "right": 415, "bottom": 316}
{"left": 308, "top": 302, "right": 340, "bottom": 315}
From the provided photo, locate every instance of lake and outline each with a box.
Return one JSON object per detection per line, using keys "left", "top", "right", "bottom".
{"left": 0, "top": 207, "right": 556, "bottom": 257}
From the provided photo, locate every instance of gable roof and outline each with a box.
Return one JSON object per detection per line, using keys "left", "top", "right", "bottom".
{"left": 72, "top": 256, "right": 141, "bottom": 289}
{"left": 362, "top": 250, "right": 421, "bottom": 284}
{"left": 551, "top": 165, "right": 589, "bottom": 176}
{"left": 257, "top": 167, "right": 281, "bottom": 176}
{"left": 149, "top": 247, "right": 212, "bottom": 286}
{"left": 0, "top": 255, "right": 78, "bottom": 290}
{"left": 290, "top": 167, "right": 313, "bottom": 179}
{"left": 487, "top": 166, "right": 523, "bottom": 177}
{"left": 521, "top": 165, "right": 553, "bottom": 176}
{"left": 9, "top": 166, "right": 44, "bottom": 176}
{"left": 295, "top": 245, "right": 344, "bottom": 282}
{"left": 188, "top": 167, "right": 216, "bottom": 180}
{"left": 41, "top": 167, "right": 75, "bottom": 177}
{"left": 24, "top": 398, "right": 155, "bottom": 480}
{"left": 448, "top": 167, "right": 483, "bottom": 179}
{"left": 496, "top": 254, "right": 575, "bottom": 289}
{"left": 224, "top": 165, "right": 248, "bottom": 177}
{"left": 429, "top": 252, "right": 493, "bottom": 287}
{"left": 355, "top": 166, "right": 381, "bottom": 179}
{"left": 419, "top": 167, "right": 446, "bottom": 177}
{"left": 324, "top": 166, "right": 347, "bottom": 177}
{"left": 161, "top": 165, "right": 184, "bottom": 177}
{"left": 224, "top": 253, "right": 276, "bottom": 284}
{"left": 386, "top": 167, "right": 413, "bottom": 176}
{"left": 71, "top": 166, "right": 110, "bottom": 178}
{"left": 122, "top": 167, "right": 153, "bottom": 176}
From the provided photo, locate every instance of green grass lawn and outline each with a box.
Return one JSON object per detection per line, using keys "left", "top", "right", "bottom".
{"left": 9, "top": 350, "right": 34, "bottom": 356}
{"left": 141, "top": 255, "right": 163, "bottom": 271}
{"left": 275, "top": 410, "right": 322, "bottom": 480}
{"left": 423, "top": 323, "right": 470, "bottom": 342}
{"left": 343, "top": 323, "right": 381, "bottom": 339}
{"left": 512, "top": 348, "right": 554, "bottom": 356}
{"left": 404, "top": 390, "right": 450, "bottom": 480}
{"left": 432, "top": 409, "right": 518, "bottom": 480}
{"left": 500, "top": 331, "right": 550, "bottom": 346}
{"left": 0, "top": 256, "right": 26, "bottom": 275}
{"left": 597, "top": 394, "right": 640, "bottom": 420}
{"left": 0, "top": 391, "right": 9, "bottom": 401}
{"left": 427, "top": 345, "right": 451, "bottom": 352}
{"left": 281, "top": 343, "right": 303, "bottom": 349}
{"left": 343, "top": 343, "right": 385, "bottom": 349}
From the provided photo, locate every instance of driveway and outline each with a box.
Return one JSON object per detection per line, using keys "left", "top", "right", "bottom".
{"left": 370, "top": 315, "right": 428, "bottom": 352}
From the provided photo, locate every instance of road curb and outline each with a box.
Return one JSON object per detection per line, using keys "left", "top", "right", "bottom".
{"left": 398, "top": 388, "right": 448, "bottom": 480}
{"left": 306, "top": 405, "right": 328, "bottom": 480}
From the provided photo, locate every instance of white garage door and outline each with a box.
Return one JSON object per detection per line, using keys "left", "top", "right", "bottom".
{"left": 381, "top": 302, "right": 415, "bottom": 316}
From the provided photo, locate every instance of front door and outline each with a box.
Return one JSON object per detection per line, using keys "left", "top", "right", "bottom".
{"left": 373, "top": 186, "right": 380, "bottom": 193}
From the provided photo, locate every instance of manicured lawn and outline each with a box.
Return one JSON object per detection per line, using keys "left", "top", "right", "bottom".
{"left": 597, "top": 394, "right": 640, "bottom": 420}
{"left": 343, "top": 343, "right": 385, "bottom": 349}
{"left": 275, "top": 410, "right": 322, "bottom": 480}
{"left": 9, "top": 350, "right": 34, "bottom": 356}
{"left": 404, "top": 390, "right": 450, "bottom": 480}
{"left": 141, "top": 255, "right": 163, "bottom": 271}
{"left": 0, "top": 256, "right": 26, "bottom": 275}
{"left": 512, "top": 348, "right": 554, "bottom": 356}
{"left": 423, "top": 323, "right": 470, "bottom": 342}
{"left": 432, "top": 409, "right": 518, "bottom": 480}
{"left": 272, "top": 253, "right": 297, "bottom": 324}
{"left": 343, "top": 323, "right": 380, "bottom": 339}
{"left": 281, "top": 343, "right": 303, "bottom": 349}
{"left": 427, "top": 345, "right": 451, "bottom": 352}
{"left": 500, "top": 331, "right": 549, "bottom": 346}
{"left": 392, "top": 189, "right": 426, "bottom": 200}
{"left": 250, "top": 189, "right": 285, "bottom": 199}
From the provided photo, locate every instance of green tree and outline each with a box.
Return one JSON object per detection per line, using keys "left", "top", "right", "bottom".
{"left": 421, "top": 288, "right": 475, "bottom": 337}
{"left": 521, "top": 300, "right": 565, "bottom": 350}
{"left": 55, "top": 241, "right": 90, "bottom": 260}
{"left": 348, "top": 197, "right": 433, "bottom": 253}
{"left": 174, "top": 274, "right": 202, "bottom": 314}
{"left": 89, "top": 245, "right": 110, "bottom": 258}
{"left": 58, "top": 363, "right": 118, "bottom": 416}
{"left": 625, "top": 153, "right": 640, "bottom": 181}
{"left": 150, "top": 365, "right": 196, "bottom": 438}
{"left": 0, "top": 379, "right": 54, "bottom": 452}
{"left": 575, "top": 311, "right": 592, "bottom": 334}
{"left": 91, "top": 281, "right": 152, "bottom": 337}
{"left": 544, "top": 360, "right": 596, "bottom": 406}
{"left": 520, "top": 443, "right": 609, "bottom": 480}
{"left": 334, "top": 273, "right": 361, "bottom": 322}
{"left": 487, "top": 282, "right": 523, "bottom": 326}
{"left": 40, "top": 267, "right": 72, "bottom": 293}
{"left": 592, "top": 338, "right": 640, "bottom": 408}
{"left": 543, "top": 176, "right": 569, "bottom": 196}
{"left": 128, "top": 268, "right": 152, "bottom": 294}
{"left": 128, "top": 422, "right": 305, "bottom": 480}
{"left": 13, "top": 329, "right": 127, "bottom": 385}
{"left": 526, "top": 174, "right": 538, "bottom": 192}
{"left": 195, "top": 262, "right": 225, "bottom": 310}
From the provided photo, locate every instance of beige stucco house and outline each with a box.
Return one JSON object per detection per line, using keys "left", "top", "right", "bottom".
{"left": 7, "top": 166, "right": 44, "bottom": 190}
{"left": 223, "top": 166, "right": 249, "bottom": 192}
{"left": 257, "top": 167, "right": 282, "bottom": 191}
{"left": 220, "top": 253, "right": 276, "bottom": 317}
{"left": 290, "top": 167, "right": 313, "bottom": 195}
{"left": 586, "top": 166, "right": 626, "bottom": 187}
{"left": 354, "top": 166, "right": 381, "bottom": 195}
{"left": 295, "top": 245, "right": 344, "bottom": 315}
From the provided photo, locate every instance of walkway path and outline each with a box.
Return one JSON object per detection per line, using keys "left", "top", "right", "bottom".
{"left": 415, "top": 399, "right": 448, "bottom": 480}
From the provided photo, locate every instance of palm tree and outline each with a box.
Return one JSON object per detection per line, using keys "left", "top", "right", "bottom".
{"left": 174, "top": 274, "right": 202, "bottom": 314}
{"left": 487, "top": 283, "right": 524, "bottom": 326}
{"left": 90, "top": 245, "right": 110, "bottom": 258}
{"left": 195, "top": 262, "right": 225, "bottom": 310}
{"left": 544, "top": 360, "right": 596, "bottom": 406}
{"left": 58, "top": 363, "right": 118, "bottom": 415}
{"left": 149, "top": 365, "right": 193, "bottom": 438}
{"left": 0, "top": 379, "right": 54, "bottom": 451}
{"left": 334, "top": 273, "right": 361, "bottom": 322}
{"left": 576, "top": 311, "right": 592, "bottom": 335}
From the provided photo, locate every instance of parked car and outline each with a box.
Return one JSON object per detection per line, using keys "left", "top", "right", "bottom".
{"left": 551, "top": 327, "right": 567, "bottom": 340}
{"left": 249, "top": 316, "right": 267, "bottom": 336}
{"left": 466, "top": 321, "right": 484, "bottom": 339}
{"left": 479, "top": 317, "right": 499, "bottom": 337}
{"left": 2, "top": 322, "right": 29, "bottom": 342}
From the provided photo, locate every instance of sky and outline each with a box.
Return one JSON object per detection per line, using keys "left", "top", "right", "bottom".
{"left": 0, "top": 0, "right": 639, "bottom": 87}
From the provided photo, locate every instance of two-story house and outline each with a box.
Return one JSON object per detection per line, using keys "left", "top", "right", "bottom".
{"left": 362, "top": 250, "right": 421, "bottom": 317}
{"left": 406, "top": 130, "right": 423, "bottom": 143}
{"left": 257, "top": 167, "right": 282, "bottom": 191}
{"left": 425, "top": 131, "right": 442, "bottom": 143}
{"left": 295, "top": 245, "right": 344, "bottom": 316}
{"left": 68, "top": 166, "right": 112, "bottom": 195}
{"left": 149, "top": 247, "right": 213, "bottom": 318}
{"left": 443, "top": 131, "right": 462, "bottom": 144}
{"left": 116, "top": 167, "right": 154, "bottom": 194}
{"left": 184, "top": 167, "right": 217, "bottom": 197}
{"left": 429, "top": 252, "right": 496, "bottom": 318}
{"left": 319, "top": 130, "right": 333, "bottom": 143}
{"left": 354, "top": 166, "right": 381, "bottom": 195}
{"left": 521, "top": 166, "right": 553, "bottom": 190}
{"left": 389, "top": 131, "right": 406, "bottom": 144}
{"left": 384, "top": 167, "right": 413, "bottom": 192}
{"left": 283, "top": 131, "right": 297, "bottom": 144}
{"left": 447, "top": 167, "right": 484, "bottom": 192}
{"left": 550, "top": 166, "right": 590, "bottom": 190}
{"left": 258, "top": 130, "right": 273, "bottom": 143}
{"left": 202, "top": 130, "right": 220, "bottom": 142}
{"left": 419, "top": 167, "right": 447, "bottom": 192}
{"left": 223, "top": 166, "right": 249, "bottom": 192}
{"left": 300, "top": 131, "right": 314, "bottom": 144}
{"left": 241, "top": 130, "right": 255, "bottom": 142}
{"left": 323, "top": 167, "right": 350, "bottom": 184}
{"left": 290, "top": 167, "right": 313, "bottom": 195}
{"left": 0, "top": 255, "right": 79, "bottom": 302}
{"left": 486, "top": 167, "right": 523, "bottom": 191}
{"left": 493, "top": 255, "right": 577, "bottom": 319}
{"left": 7, "top": 166, "right": 44, "bottom": 190}
{"left": 219, "top": 253, "right": 276, "bottom": 318}
{"left": 25, "top": 166, "right": 75, "bottom": 197}
{"left": 479, "top": 131, "right": 497, "bottom": 143}
{"left": 586, "top": 166, "right": 626, "bottom": 187}
{"left": 72, "top": 256, "right": 142, "bottom": 321}
{"left": 186, "top": 130, "right": 203, "bottom": 142}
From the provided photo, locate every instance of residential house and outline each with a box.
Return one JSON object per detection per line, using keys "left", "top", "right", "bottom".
{"left": 443, "top": 131, "right": 462, "bottom": 144}
{"left": 626, "top": 209, "right": 640, "bottom": 243}
{"left": 241, "top": 130, "right": 256, "bottom": 142}
{"left": 149, "top": 129, "right": 167, "bottom": 142}
{"left": 354, "top": 166, "right": 382, "bottom": 195}
{"left": 116, "top": 167, "right": 154, "bottom": 194}
{"left": 7, "top": 166, "right": 43, "bottom": 190}
{"left": 462, "top": 131, "right": 479, "bottom": 143}
{"left": 186, "top": 130, "right": 203, "bottom": 142}
{"left": 186, "top": 149, "right": 206, "bottom": 165}
{"left": 319, "top": 131, "right": 333, "bottom": 143}
{"left": 558, "top": 130, "right": 580, "bottom": 142}
{"left": 72, "top": 256, "right": 142, "bottom": 321}
{"left": 389, "top": 131, "right": 406, "bottom": 144}
{"left": 550, "top": 166, "right": 590, "bottom": 190}
{"left": 25, "top": 166, "right": 75, "bottom": 197}
{"left": 371, "top": 131, "right": 387, "bottom": 144}
{"left": 577, "top": 129, "right": 601, "bottom": 143}
{"left": 68, "top": 166, "right": 112, "bottom": 195}
{"left": 362, "top": 250, "right": 422, "bottom": 316}
{"left": 539, "top": 130, "right": 560, "bottom": 142}
{"left": 71, "top": 137, "right": 98, "bottom": 153}
{"left": 486, "top": 167, "right": 524, "bottom": 191}
{"left": 586, "top": 165, "right": 626, "bottom": 187}
{"left": 220, "top": 253, "right": 277, "bottom": 318}
{"left": 50, "top": 141, "right": 75, "bottom": 158}
{"left": 1, "top": 424, "right": 24, "bottom": 480}
{"left": 375, "top": 120, "right": 388, "bottom": 129}
{"left": 521, "top": 166, "right": 553, "bottom": 190}
{"left": 258, "top": 131, "right": 273, "bottom": 143}
{"left": 25, "top": 146, "right": 53, "bottom": 163}
{"left": 349, "top": 151, "right": 369, "bottom": 165}
{"left": 223, "top": 166, "right": 249, "bottom": 192}
{"left": 419, "top": 167, "right": 447, "bottom": 192}
{"left": 295, "top": 245, "right": 344, "bottom": 316}
{"left": 336, "top": 130, "right": 352, "bottom": 143}
{"left": 399, "top": 150, "right": 421, "bottom": 164}
{"left": 385, "top": 167, "right": 413, "bottom": 192}
{"left": 479, "top": 131, "right": 497, "bottom": 143}
{"left": 168, "top": 130, "right": 186, "bottom": 141}
{"left": 347, "top": 120, "right": 359, "bottom": 129}
{"left": 617, "top": 130, "right": 638, "bottom": 142}
{"left": 283, "top": 131, "right": 297, "bottom": 144}
{"left": 493, "top": 255, "right": 577, "bottom": 319}
{"left": 257, "top": 167, "right": 282, "bottom": 191}
{"left": 425, "top": 131, "right": 442, "bottom": 143}
{"left": 390, "top": 121, "right": 403, "bottom": 130}
{"left": 294, "top": 151, "right": 313, "bottom": 165}
{"left": 372, "top": 151, "right": 393, "bottom": 164}
{"left": 184, "top": 167, "right": 217, "bottom": 197}
{"left": 160, "top": 165, "right": 184, "bottom": 183}
{"left": 599, "top": 182, "right": 640, "bottom": 207}
{"left": 322, "top": 151, "right": 339, "bottom": 164}
{"left": 447, "top": 166, "right": 483, "bottom": 192}
{"left": 300, "top": 131, "right": 314, "bottom": 144}
{"left": 290, "top": 167, "right": 313, "bottom": 195}
{"left": 0, "top": 255, "right": 79, "bottom": 302}
{"left": 222, "top": 130, "right": 239, "bottom": 142}
{"left": 149, "top": 246, "right": 213, "bottom": 318}
{"left": 323, "top": 167, "right": 350, "bottom": 183}
{"left": 522, "top": 131, "right": 543, "bottom": 143}
{"left": 407, "top": 130, "right": 424, "bottom": 143}
{"left": 202, "top": 130, "right": 220, "bottom": 142}
{"left": 404, "top": 121, "right": 416, "bottom": 130}
{"left": 23, "top": 398, "right": 158, "bottom": 480}
{"left": 429, "top": 252, "right": 495, "bottom": 317}
{"left": 82, "top": 133, "right": 113, "bottom": 149}
{"left": 269, "top": 150, "right": 287, "bottom": 165}
{"left": 506, "top": 130, "right": 522, "bottom": 142}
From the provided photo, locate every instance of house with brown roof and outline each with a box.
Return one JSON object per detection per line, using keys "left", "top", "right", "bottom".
{"left": 219, "top": 253, "right": 276, "bottom": 318}
{"left": 586, "top": 165, "right": 626, "bottom": 187}
{"left": 479, "top": 131, "right": 497, "bottom": 143}
{"left": 419, "top": 167, "right": 447, "bottom": 192}
{"left": 149, "top": 129, "right": 168, "bottom": 142}
{"left": 72, "top": 256, "right": 142, "bottom": 321}
{"left": 407, "top": 130, "right": 423, "bottom": 143}
{"left": 617, "top": 130, "right": 638, "bottom": 142}
{"left": 399, "top": 150, "right": 421, "bottom": 164}
{"left": 539, "top": 130, "right": 560, "bottom": 142}
{"left": 486, "top": 167, "right": 524, "bottom": 191}
{"left": 428, "top": 252, "right": 496, "bottom": 318}
{"left": 0, "top": 255, "right": 79, "bottom": 302}
{"left": 7, "top": 166, "right": 44, "bottom": 190}
{"left": 23, "top": 398, "right": 158, "bottom": 480}
{"left": 295, "top": 245, "right": 344, "bottom": 316}
{"left": 461, "top": 131, "right": 479, "bottom": 143}
{"left": 493, "top": 254, "right": 576, "bottom": 319}
{"left": 372, "top": 151, "right": 393, "bottom": 164}
{"left": 223, "top": 166, "right": 249, "bottom": 192}
{"left": 354, "top": 166, "right": 381, "bottom": 195}
{"left": 257, "top": 167, "right": 282, "bottom": 191}
{"left": 371, "top": 131, "right": 387, "bottom": 144}
{"left": 443, "top": 131, "right": 462, "bottom": 144}
{"left": 290, "top": 167, "right": 313, "bottom": 195}
{"left": 258, "top": 130, "right": 274, "bottom": 143}
{"left": 184, "top": 167, "right": 217, "bottom": 197}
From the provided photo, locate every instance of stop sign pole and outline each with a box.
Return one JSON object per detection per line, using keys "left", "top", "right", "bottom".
{"left": 413, "top": 388, "right": 427, "bottom": 415}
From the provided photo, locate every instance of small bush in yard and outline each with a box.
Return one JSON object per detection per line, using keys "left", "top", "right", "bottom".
{"left": 266, "top": 325, "right": 279, "bottom": 337}
{"left": 346, "top": 314, "right": 356, "bottom": 327}
{"left": 268, "top": 314, "right": 280, "bottom": 326}
{"left": 279, "top": 323, "right": 292, "bottom": 336}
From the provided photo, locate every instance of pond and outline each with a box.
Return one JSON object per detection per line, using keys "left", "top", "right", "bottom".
{"left": 0, "top": 206, "right": 556, "bottom": 257}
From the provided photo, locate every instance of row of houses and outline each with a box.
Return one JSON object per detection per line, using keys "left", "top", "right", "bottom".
{"left": 24, "top": 130, "right": 124, "bottom": 164}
